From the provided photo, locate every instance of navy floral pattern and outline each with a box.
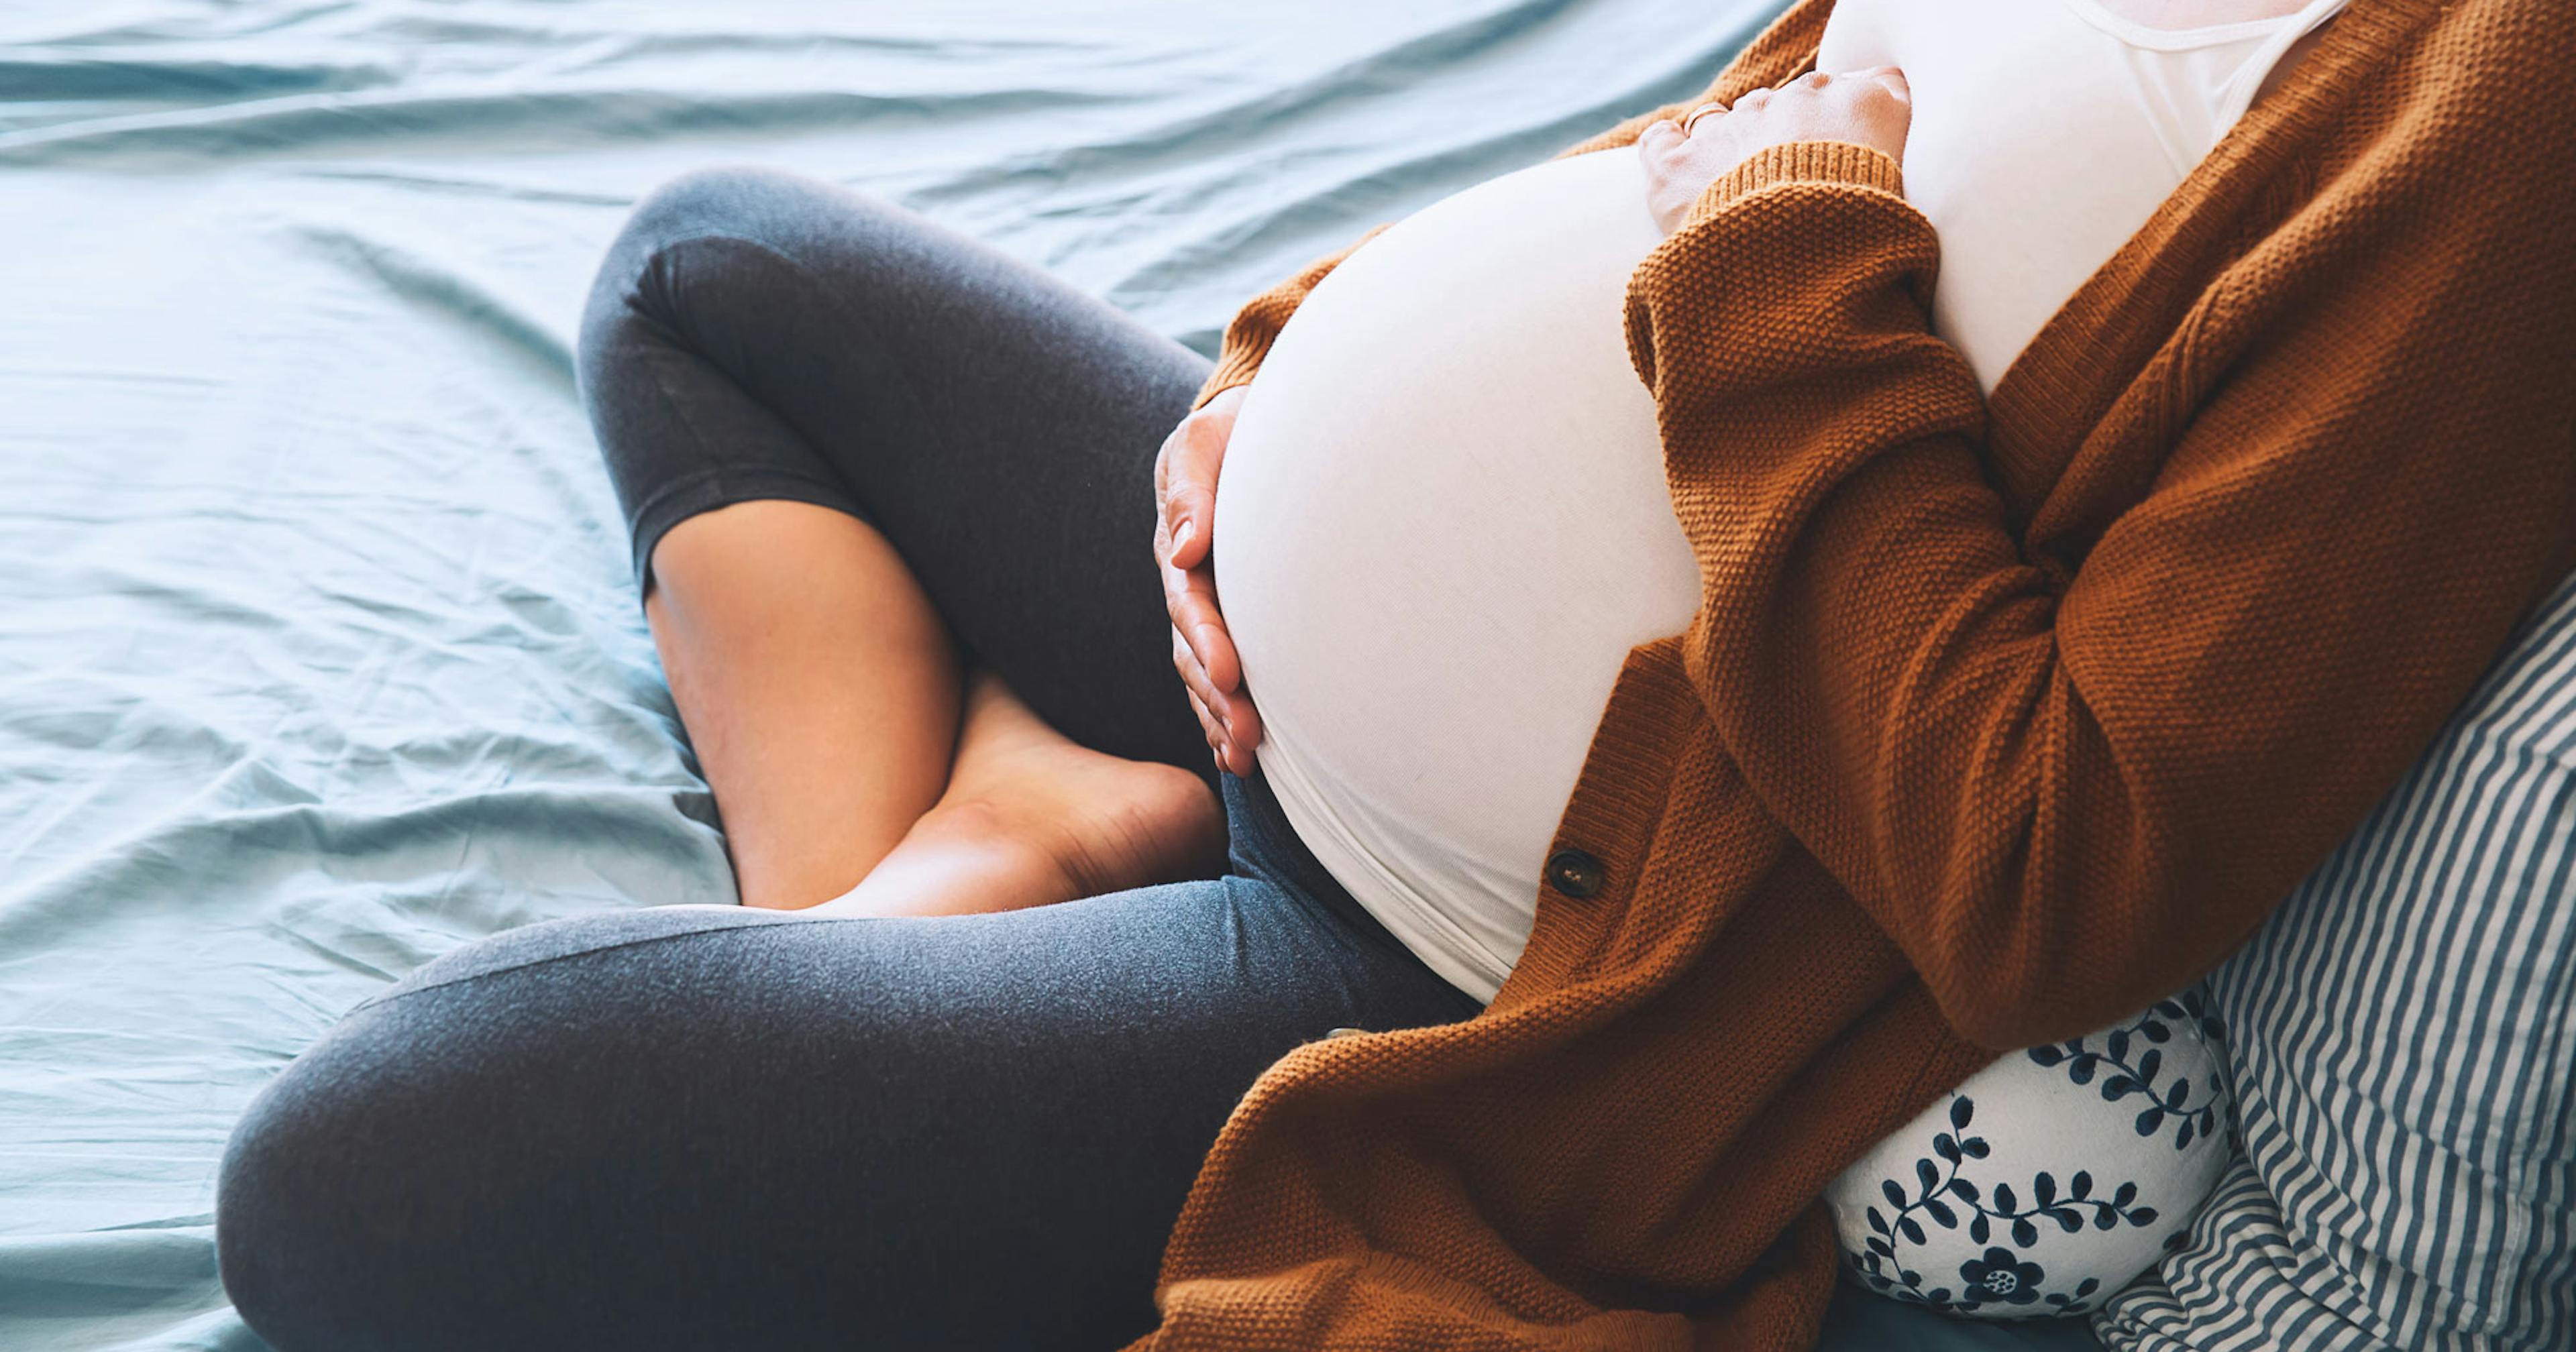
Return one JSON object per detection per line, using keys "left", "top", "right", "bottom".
{"left": 1849, "top": 1094, "right": 2153, "bottom": 1314}
{"left": 2025, "top": 991, "right": 2228, "bottom": 1151}
{"left": 1831, "top": 993, "right": 2237, "bottom": 1320}
{"left": 1960, "top": 1247, "right": 2059, "bottom": 1306}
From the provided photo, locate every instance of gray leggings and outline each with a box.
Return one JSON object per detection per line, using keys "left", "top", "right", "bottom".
{"left": 213, "top": 167, "right": 2041, "bottom": 1352}
{"left": 214, "top": 167, "right": 1484, "bottom": 1351}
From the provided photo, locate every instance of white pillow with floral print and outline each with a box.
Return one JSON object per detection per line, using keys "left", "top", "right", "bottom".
{"left": 1827, "top": 989, "right": 2235, "bottom": 1319}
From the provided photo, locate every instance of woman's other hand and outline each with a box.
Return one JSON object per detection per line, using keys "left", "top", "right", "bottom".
{"left": 1638, "top": 66, "right": 1911, "bottom": 234}
{"left": 1154, "top": 384, "right": 1264, "bottom": 776}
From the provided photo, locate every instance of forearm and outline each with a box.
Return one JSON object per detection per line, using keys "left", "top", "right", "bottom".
{"left": 1627, "top": 143, "right": 2574, "bottom": 1047}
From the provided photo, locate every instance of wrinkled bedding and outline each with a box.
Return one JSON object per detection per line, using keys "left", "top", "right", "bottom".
{"left": 0, "top": 3, "right": 2092, "bottom": 1348}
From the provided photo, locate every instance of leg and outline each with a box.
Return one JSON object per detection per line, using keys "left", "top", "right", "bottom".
{"left": 216, "top": 778, "right": 1483, "bottom": 1351}
{"left": 577, "top": 167, "right": 1220, "bottom": 910}
{"left": 808, "top": 666, "right": 1225, "bottom": 919}
{"left": 642, "top": 500, "right": 965, "bottom": 909}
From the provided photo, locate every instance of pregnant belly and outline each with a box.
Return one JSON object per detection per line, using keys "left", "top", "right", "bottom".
{"left": 1212, "top": 148, "right": 1703, "bottom": 1001}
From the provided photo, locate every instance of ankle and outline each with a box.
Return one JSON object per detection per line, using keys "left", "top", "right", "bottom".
{"left": 832, "top": 798, "right": 1083, "bottom": 918}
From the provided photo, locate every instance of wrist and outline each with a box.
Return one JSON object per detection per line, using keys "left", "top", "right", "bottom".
{"left": 1191, "top": 375, "right": 1253, "bottom": 412}
{"left": 1682, "top": 140, "right": 1907, "bottom": 229}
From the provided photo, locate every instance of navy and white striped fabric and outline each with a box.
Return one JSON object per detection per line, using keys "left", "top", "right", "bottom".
{"left": 2094, "top": 569, "right": 2576, "bottom": 1352}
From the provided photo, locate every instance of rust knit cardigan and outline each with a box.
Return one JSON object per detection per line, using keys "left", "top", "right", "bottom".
{"left": 1124, "top": 1, "right": 2576, "bottom": 1348}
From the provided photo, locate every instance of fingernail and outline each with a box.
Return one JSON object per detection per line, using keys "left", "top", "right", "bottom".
{"left": 1172, "top": 518, "right": 1195, "bottom": 553}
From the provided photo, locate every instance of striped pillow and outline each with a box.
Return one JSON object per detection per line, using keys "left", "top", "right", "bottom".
{"left": 2092, "top": 570, "right": 2576, "bottom": 1352}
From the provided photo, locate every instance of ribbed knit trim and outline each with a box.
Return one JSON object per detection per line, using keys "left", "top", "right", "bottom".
{"left": 1681, "top": 139, "right": 1906, "bottom": 230}
{"left": 1193, "top": 363, "right": 1256, "bottom": 411}
{"left": 1492, "top": 636, "right": 1698, "bottom": 1006}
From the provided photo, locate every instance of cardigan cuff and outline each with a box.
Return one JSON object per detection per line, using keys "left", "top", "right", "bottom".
{"left": 1192, "top": 359, "right": 1261, "bottom": 412}
{"left": 1682, "top": 140, "right": 1907, "bottom": 229}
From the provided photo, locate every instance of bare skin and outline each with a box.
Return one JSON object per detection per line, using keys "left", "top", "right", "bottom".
{"left": 646, "top": 498, "right": 1221, "bottom": 916}
{"left": 802, "top": 666, "right": 1224, "bottom": 919}
{"left": 1153, "top": 384, "right": 1261, "bottom": 777}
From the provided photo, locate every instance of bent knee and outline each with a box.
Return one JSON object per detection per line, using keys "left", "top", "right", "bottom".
{"left": 214, "top": 913, "right": 730, "bottom": 1348}
{"left": 215, "top": 911, "right": 892, "bottom": 1349}
{"left": 575, "top": 166, "right": 900, "bottom": 392}
{"left": 217, "top": 1003, "right": 463, "bottom": 1351}
{"left": 587, "top": 164, "right": 889, "bottom": 308}
{"left": 620, "top": 164, "right": 819, "bottom": 252}
{"left": 580, "top": 166, "right": 786, "bottom": 354}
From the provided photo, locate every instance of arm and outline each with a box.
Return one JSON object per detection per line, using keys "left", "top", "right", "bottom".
{"left": 1627, "top": 127, "right": 2576, "bottom": 1048}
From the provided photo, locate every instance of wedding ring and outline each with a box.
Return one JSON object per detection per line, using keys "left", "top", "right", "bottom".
{"left": 1681, "top": 101, "right": 1728, "bottom": 134}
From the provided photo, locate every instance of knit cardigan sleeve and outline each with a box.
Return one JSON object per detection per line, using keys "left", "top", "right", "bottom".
{"left": 1625, "top": 137, "right": 2576, "bottom": 1050}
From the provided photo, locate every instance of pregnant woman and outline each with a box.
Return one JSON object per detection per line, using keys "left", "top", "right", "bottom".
{"left": 215, "top": 2, "right": 2571, "bottom": 1350}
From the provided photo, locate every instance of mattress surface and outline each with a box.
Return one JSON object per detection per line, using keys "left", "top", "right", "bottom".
{"left": 0, "top": 4, "right": 2093, "bottom": 1349}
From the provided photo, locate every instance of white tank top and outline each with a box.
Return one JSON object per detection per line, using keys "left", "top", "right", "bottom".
{"left": 1818, "top": 0, "right": 2347, "bottom": 390}
{"left": 1213, "top": 0, "right": 2346, "bottom": 1003}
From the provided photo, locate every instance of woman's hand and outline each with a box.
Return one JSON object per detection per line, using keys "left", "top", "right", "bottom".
{"left": 1638, "top": 66, "right": 1912, "bottom": 233}
{"left": 1154, "top": 384, "right": 1264, "bottom": 776}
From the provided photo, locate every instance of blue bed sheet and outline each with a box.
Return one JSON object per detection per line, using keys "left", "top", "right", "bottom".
{"left": 0, "top": 3, "right": 2100, "bottom": 1348}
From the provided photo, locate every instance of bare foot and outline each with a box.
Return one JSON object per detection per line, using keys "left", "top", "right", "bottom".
{"left": 806, "top": 670, "right": 1225, "bottom": 917}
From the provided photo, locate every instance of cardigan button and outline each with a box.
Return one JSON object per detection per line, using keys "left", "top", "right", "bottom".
{"left": 1545, "top": 848, "right": 1606, "bottom": 899}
